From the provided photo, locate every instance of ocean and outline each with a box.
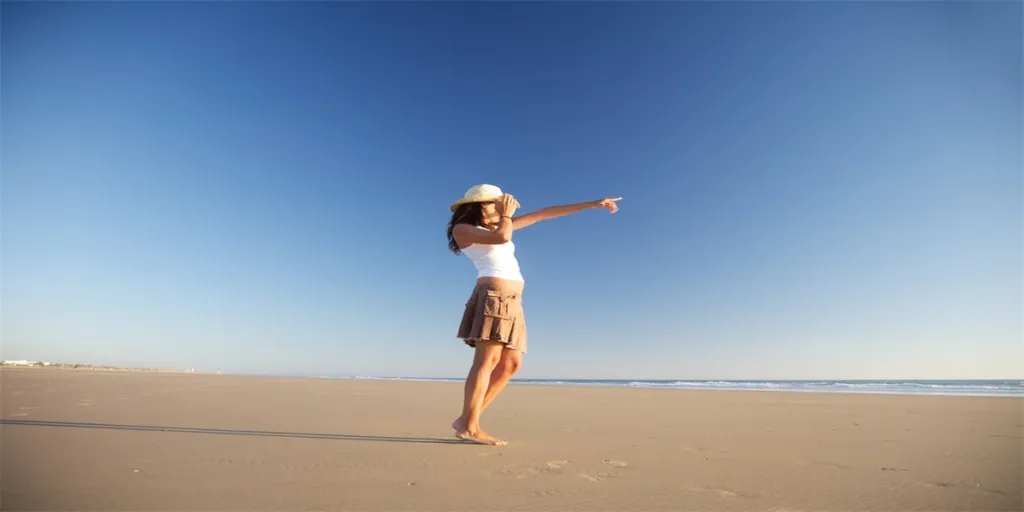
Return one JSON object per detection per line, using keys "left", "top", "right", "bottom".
{"left": 336, "top": 377, "right": 1023, "bottom": 397}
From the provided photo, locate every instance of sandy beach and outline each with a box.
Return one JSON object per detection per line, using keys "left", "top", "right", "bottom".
{"left": 1, "top": 368, "right": 1020, "bottom": 511}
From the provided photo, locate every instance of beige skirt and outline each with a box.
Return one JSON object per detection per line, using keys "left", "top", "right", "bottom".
{"left": 457, "top": 282, "right": 527, "bottom": 353}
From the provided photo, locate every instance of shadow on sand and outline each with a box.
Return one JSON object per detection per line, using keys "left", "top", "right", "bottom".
{"left": 0, "top": 419, "right": 470, "bottom": 445}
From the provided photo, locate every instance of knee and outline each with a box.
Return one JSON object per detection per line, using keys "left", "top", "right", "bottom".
{"left": 497, "top": 356, "right": 522, "bottom": 376}
{"left": 472, "top": 353, "right": 502, "bottom": 372}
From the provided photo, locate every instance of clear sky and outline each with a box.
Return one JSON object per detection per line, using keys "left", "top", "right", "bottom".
{"left": 3, "top": 2, "right": 1021, "bottom": 380}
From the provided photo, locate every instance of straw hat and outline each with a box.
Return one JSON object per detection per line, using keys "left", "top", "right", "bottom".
{"left": 450, "top": 184, "right": 505, "bottom": 212}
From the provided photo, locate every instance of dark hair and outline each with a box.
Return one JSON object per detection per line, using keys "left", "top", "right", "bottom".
{"left": 447, "top": 202, "right": 485, "bottom": 254}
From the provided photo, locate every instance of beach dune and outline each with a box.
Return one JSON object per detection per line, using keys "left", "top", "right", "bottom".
{"left": 1, "top": 368, "right": 1020, "bottom": 511}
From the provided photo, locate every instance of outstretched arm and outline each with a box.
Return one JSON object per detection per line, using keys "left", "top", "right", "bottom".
{"left": 513, "top": 197, "right": 621, "bottom": 230}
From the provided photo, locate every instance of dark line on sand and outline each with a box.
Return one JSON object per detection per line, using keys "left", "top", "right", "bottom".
{"left": 0, "top": 419, "right": 470, "bottom": 445}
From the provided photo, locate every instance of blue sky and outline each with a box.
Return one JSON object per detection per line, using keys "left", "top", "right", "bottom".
{"left": 3, "top": 2, "right": 1020, "bottom": 380}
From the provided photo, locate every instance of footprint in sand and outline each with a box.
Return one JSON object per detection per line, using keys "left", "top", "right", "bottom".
{"left": 682, "top": 446, "right": 731, "bottom": 456}
{"left": 683, "top": 486, "right": 761, "bottom": 499}
{"left": 525, "top": 460, "right": 569, "bottom": 476}
{"left": 492, "top": 460, "right": 571, "bottom": 479}
{"left": 577, "top": 470, "right": 615, "bottom": 482}
{"left": 797, "top": 461, "right": 850, "bottom": 470}
{"left": 7, "top": 406, "right": 40, "bottom": 417}
{"left": 914, "top": 481, "right": 1006, "bottom": 496}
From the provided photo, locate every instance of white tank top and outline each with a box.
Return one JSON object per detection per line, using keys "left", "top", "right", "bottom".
{"left": 461, "top": 242, "right": 524, "bottom": 282}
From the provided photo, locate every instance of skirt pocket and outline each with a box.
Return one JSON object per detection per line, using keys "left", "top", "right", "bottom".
{"left": 482, "top": 290, "right": 510, "bottom": 319}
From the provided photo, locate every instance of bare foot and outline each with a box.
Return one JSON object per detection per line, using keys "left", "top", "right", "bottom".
{"left": 452, "top": 416, "right": 506, "bottom": 446}
{"left": 456, "top": 428, "right": 507, "bottom": 446}
{"left": 452, "top": 416, "right": 468, "bottom": 433}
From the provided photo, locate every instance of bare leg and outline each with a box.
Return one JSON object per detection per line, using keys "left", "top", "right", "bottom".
{"left": 453, "top": 340, "right": 506, "bottom": 445}
{"left": 453, "top": 347, "right": 522, "bottom": 442}
{"left": 480, "top": 348, "right": 522, "bottom": 411}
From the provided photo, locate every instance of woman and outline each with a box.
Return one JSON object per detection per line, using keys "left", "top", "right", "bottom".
{"left": 446, "top": 184, "right": 621, "bottom": 445}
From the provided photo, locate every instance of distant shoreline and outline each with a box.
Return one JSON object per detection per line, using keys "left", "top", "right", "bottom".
{"left": 329, "top": 376, "right": 1024, "bottom": 398}
{"left": 4, "top": 365, "right": 1020, "bottom": 397}
{"left": 0, "top": 362, "right": 195, "bottom": 374}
